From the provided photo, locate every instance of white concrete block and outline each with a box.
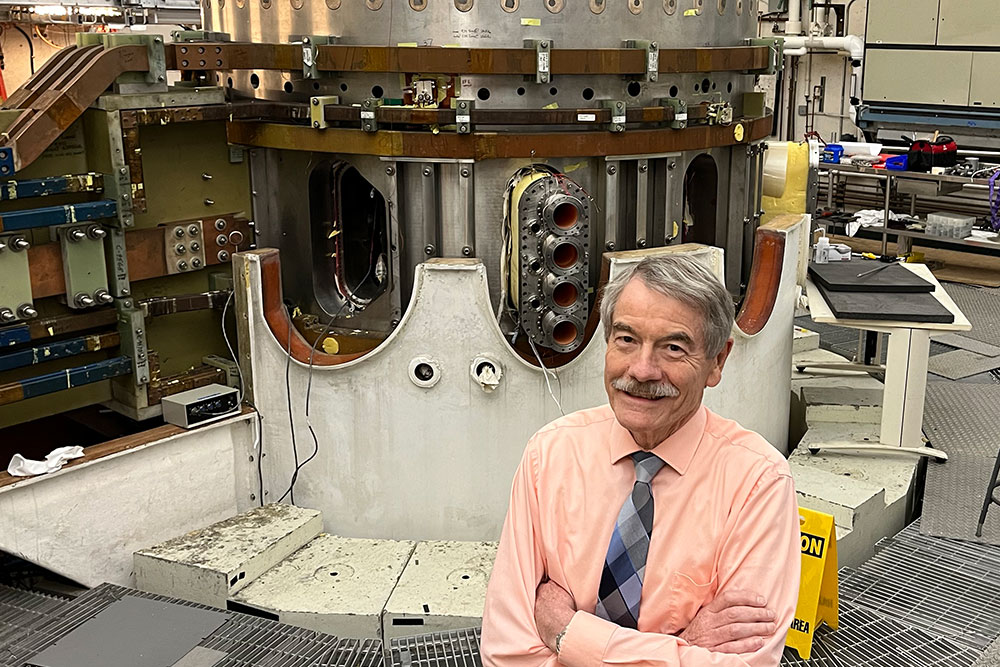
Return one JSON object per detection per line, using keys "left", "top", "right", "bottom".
{"left": 382, "top": 541, "right": 498, "bottom": 641}
{"left": 793, "top": 326, "right": 820, "bottom": 354}
{"left": 803, "top": 386, "right": 883, "bottom": 425}
{"left": 134, "top": 503, "right": 322, "bottom": 608}
{"left": 789, "top": 460, "right": 885, "bottom": 531}
{"left": 230, "top": 534, "right": 416, "bottom": 639}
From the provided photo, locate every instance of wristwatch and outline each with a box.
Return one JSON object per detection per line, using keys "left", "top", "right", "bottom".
{"left": 554, "top": 626, "right": 568, "bottom": 654}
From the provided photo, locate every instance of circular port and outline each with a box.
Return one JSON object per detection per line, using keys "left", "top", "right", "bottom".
{"left": 552, "top": 242, "right": 579, "bottom": 269}
{"left": 552, "top": 320, "right": 579, "bottom": 346}
{"left": 552, "top": 281, "right": 579, "bottom": 308}
{"left": 552, "top": 202, "right": 579, "bottom": 229}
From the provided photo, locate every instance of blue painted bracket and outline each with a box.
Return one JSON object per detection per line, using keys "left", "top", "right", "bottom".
{"left": 0, "top": 199, "right": 118, "bottom": 232}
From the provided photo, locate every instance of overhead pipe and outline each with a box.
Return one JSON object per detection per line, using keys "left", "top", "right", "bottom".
{"left": 782, "top": 35, "right": 865, "bottom": 61}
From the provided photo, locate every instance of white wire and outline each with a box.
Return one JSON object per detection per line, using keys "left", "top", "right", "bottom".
{"left": 528, "top": 336, "right": 564, "bottom": 416}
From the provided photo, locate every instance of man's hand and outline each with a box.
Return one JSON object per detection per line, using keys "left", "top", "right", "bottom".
{"left": 679, "top": 590, "right": 777, "bottom": 654}
{"left": 534, "top": 580, "right": 577, "bottom": 653}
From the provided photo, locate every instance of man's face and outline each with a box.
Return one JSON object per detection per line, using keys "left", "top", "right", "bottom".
{"left": 604, "top": 277, "right": 733, "bottom": 449}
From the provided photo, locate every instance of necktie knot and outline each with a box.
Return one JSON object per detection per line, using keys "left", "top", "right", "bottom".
{"left": 631, "top": 451, "right": 666, "bottom": 485}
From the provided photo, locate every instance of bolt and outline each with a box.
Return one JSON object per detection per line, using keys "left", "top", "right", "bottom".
{"left": 192, "top": 257, "right": 203, "bottom": 269}
{"left": 202, "top": 173, "right": 213, "bottom": 180}
{"left": 385, "top": 166, "right": 395, "bottom": 176}
{"left": 424, "top": 244, "right": 435, "bottom": 255}
{"left": 121, "top": 288, "right": 130, "bottom": 295}
{"left": 177, "top": 260, "right": 189, "bottom": 271}
{"left": 174, "top": 227, "right": 186, "bottom": 238}
{"left": 651, "top": 41, "right": 658, "bottom": 48}
{"left": 119, "top": 167, "right": 127, "bottom": 175}
{"left": 10, "top": 237, "right": 29, "bottom": 251}
{"left": 124, "top": 300, "right": 133, "bottom": 308}
{"left": 640, "top": 163, "right": 648, "bottom": 173}
{"left": 190, "top": 241, "right": 201, "bottom": 252}
{"left": 204, "top": 198, "right": 215, "bottom": 206}
{"left": 462, "top": 246, "right": 472, "bottom": 256}
{"left": 638, "top": 238, "right": 647, "bottom": 247}
{"left": 88, "top": 225, "right": 107, "bottom": 240}
{"left": 313, "top": 121, "right": 320, "bottom": 128}
{"left": 214, "top": 218, "right": 227, "bottom": 230}
{"left": 154, "top": 36, "right": 162, "bottom": 43}
{"left": 216, "top": 234, "right": 228, "bottom": 246}
{"left": 158, "top": 75, "right": 166, "bottom": 82}
{"left": 68, "top": 228, "right": 86, "bottom": 242}
{"left": 250, "top": 493, "right": 256, "bottom": 501}
{"left": 668, "top": 161, "right": 677, "bottom": 170}
{"left": 0, "top": 309, "right": 15, "bottom": 323}
{"left": 615, "top": 124, "right": 624, "bottom": 132}
{"left": 312, "top": 97, "right": 319, "bottom": 105}
{"left": 606, "top": 241, "right": 616, "bottom": 251}
{"left": 423, "top": 167, "right": 432, "bottom": 177}
{"left": 136, "top": 328, "right": 143, "bottom": 335}
{"left": 459, "top": 124, "right": 468, "bottom": 132}
{"left": 95, "top": 289, "right": 113, "bottom": 304}
{"left": 121, "top": 193, "right": 130, "bottom": 201}
{"left": 218, "top": 250, "right": 230, "bottom": 262}
{"left": 461, "top": 168, "right": 470, "bottom": 178}
{"left": 541, "top": 41, "right": 549, "bottom": 48}
{"left": 364, "top": 123, "right": 372, "bottom": 131}
{"left": 175, "top": 244, "right": 187, "bottom": 254}
{"left": 188, "top": 225, "right": 200, "bottom": 236}
{"left": 17, "top": 305, "right": 37, "bottom": 319}
{"left": 138, "top": 352, "right": 146, "bottom": 361}
{"left": 74, "top": 293, "right": 95, "bottom": 308}
{"left": 607, "top": 165, "right": 617, "bottom": 175}
{"left": 616, "top": 102, "right": 623, "bottom": 109}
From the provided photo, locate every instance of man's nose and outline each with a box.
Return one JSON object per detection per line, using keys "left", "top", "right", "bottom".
{"left": 628, "top": 346, "right": 661, "bottom": 382}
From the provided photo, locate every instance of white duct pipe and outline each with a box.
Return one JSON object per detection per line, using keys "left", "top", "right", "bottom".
{"left": 782, "top": 35, "right": 865, "bottom": 62}
{"left": 787, "top": 0, "right": 803, "bottom": 36}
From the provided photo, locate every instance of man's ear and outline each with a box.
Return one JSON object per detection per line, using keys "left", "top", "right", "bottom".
{"left": 705, "top": 338, "right": 734, "bottom": 388}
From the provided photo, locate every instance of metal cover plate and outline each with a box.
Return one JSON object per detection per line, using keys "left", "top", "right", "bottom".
{"left": 928, "top": 349, "right": 1000, "bottom": 380}
{"left": 26, "top": 596, "right": 226, "bottom": 667}
{"left": 923, "top": 383, "right": 1000, "bottom": 545}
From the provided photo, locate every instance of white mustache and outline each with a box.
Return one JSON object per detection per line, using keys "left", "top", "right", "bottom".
{"left": 611, "top": 376, "right": 679, "bottom": 400}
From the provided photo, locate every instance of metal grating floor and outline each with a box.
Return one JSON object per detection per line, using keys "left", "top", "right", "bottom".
{"left": 922, "top": 383, "right": 1000, "bottom": 544}
{"left": 389, "top": 629, "right": 482, "bottom": 667}
{"left": 0, "top": 583, "right": 372, "bottom": 667}
{"left": 0, "top": 586, "right": 68, "bottom": 653}
{"left": 941, "top": 284, "right": 1000, "bottom": 349}
{"left": 840, "top": 547, "right": 1000, "bottom": 651}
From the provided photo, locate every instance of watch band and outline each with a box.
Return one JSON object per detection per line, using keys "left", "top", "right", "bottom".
{"left": 554, "top": 626, "right": 568, "bottom": 654}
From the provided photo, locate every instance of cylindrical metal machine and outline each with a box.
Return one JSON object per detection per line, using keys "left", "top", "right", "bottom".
{"left": 206, "top": 0, "right": 775, "bottom": 360}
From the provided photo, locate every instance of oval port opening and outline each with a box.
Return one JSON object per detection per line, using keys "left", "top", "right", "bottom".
{"left": 553, "top": 202, "right": 579, "bottom": 230}
{"left": 552, "top": 320, "right": 579, "bottom": 346}
{"left": 552, "top": 242, "right": 579, "bottom": 269}
{"left": 552, "top": 282, "right": 579, "bottom": 308}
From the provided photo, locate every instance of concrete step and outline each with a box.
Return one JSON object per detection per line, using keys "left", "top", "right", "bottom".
{"left": 383, "top": 540, "right": 498, "bottom": 641}
{"left": 793, "top": 326, "right": 821, "bottom": 354}
{"left": 790, "top": 422, "right": 920, "bottom": 568}
{"left": 229, "top": 534, "right": 416, "bottom": 638}
{"left": 134, "top": 504, "right": 322, "bottom": 608}
{"left": 802, "top": 386, "right": 883, "bottom": 426}
{"left": 789, "top": 459, "right": 885, "bottom": 533}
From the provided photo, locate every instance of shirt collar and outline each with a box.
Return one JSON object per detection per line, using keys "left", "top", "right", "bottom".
{"left": 609, "top": 405, "right": 708, "bottom": 476}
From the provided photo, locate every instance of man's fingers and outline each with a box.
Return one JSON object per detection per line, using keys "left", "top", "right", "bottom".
{"left": 712, "top": 637, "right": 766, "bottom": 655}
{"left": 710, "top": 590, "right": 767, "bottom": 611}
{"left": 721, "top": 605, "right": 776, "bottom": 625}
{"left": 716, "top": 621, "right": 776, "bottom": 643}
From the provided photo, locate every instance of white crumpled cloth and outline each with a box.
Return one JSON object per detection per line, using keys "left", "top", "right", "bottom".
{"left": 7, "top": 446, "right": 85, "bottom": 477}
{"left": 847, "top": 209, "right": 907, "bottom": 237}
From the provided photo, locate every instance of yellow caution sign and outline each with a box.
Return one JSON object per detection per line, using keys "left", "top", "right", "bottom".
{"left": 786, "top": 507, "right": 839, "bottom": 659}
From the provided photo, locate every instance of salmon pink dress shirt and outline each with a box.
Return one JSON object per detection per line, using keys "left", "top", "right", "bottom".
{"left": 481, "top": 404, "right": 800, "bottom": 667}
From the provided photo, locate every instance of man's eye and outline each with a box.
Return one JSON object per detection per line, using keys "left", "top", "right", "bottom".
{"left": 667, "top": 344, "right": 685, "bottom": 354}
{"left": 619, "top": 335, "right": 635, "bottom": 344}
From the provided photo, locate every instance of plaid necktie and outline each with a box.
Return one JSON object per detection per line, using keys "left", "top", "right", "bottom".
{"left": 594, "top": 451, "right": 666, "bottom": 629}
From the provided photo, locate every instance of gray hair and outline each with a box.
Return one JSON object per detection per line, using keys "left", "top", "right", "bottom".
{"left": 599, "top": 255, "right": 735, "bottom": 357}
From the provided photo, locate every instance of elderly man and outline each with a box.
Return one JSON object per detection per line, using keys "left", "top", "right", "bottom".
{"left": 481, "top": 255, "right": 800, "bottom": 666}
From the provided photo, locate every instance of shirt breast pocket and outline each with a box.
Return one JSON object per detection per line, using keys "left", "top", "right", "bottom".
{"left": 665, "top": 570, "right": 717, "bottom": 633}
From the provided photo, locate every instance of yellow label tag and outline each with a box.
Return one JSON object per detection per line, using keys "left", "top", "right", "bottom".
{"left": 397, "top": 42, "right": 418, "bottom": 47}
{"left": 786, "top": 507, "right": 839, "bottom": 660}
{"left": 521, "top": 17, "right": 541, "bottom": 25}
{"left": 683, "top": 8, "right": 699, "bottom": 15}
{"left": 733, "top": 123, "right": 745, "bottom": 142}
{"left": 543, "top": 102, "right": 559, "bottom": 110}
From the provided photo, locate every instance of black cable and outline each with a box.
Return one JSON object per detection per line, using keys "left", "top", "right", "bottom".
{"left": 279, "top": 321, "right": 300, "bottom": 504}
{"left": 12, "top": 24, "right": 33, "bottom": 75}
